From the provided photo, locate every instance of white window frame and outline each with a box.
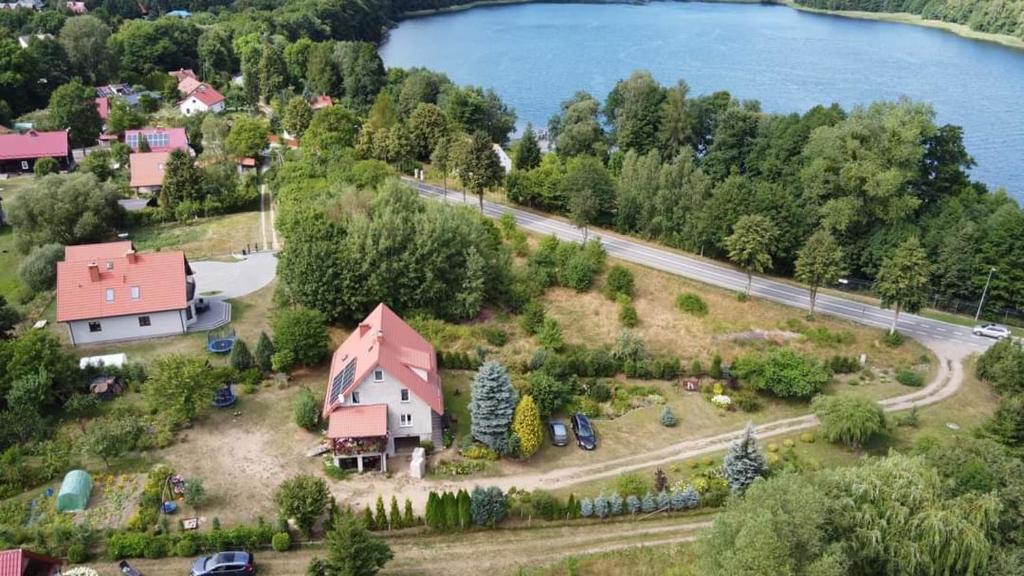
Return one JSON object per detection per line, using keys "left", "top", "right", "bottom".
{"left": 131, "top": 286, "right": 141, "bottom": 299}
{"left": 400, "top": 389, "right": 410, "bottom": 403}
{"left": 373, "top": 368, "right": 384, "bottom": 382}
{"left": 105, "top": 288, "right": 114, "bottom": 302}
{"left": 350, "top": 391, "right": 360, "bottom": 404}
{"left": 20, "top": 161, "right": 28, "bottom": 170}
{"left": 399, "top": 414, "right": 412, "bottom": 428}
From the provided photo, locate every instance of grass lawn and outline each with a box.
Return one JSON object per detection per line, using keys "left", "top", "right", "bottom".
{"left": 130, "top": 210, "right": 264, "bottom": 261}
{"left": 523, "top": 540, "right": 698, "bottom": 576}
{"left": 0, "top": 176, "right": 37, "bottom": 302}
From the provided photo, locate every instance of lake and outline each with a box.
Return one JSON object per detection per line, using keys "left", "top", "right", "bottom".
{"left": 380, "top": 1, "right": 1024, "bottom": 200}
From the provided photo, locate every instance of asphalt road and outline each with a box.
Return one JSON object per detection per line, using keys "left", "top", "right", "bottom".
{"left": 404, "top": 178, "right": 993, "bottom": 353}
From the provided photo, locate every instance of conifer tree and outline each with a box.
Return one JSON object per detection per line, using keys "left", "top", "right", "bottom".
{"left": 388, "top": 496, "right": 402, "bottom": 530}
{"left": 722, "top": 422, "right": 768, "bottom": 494}
{"left": 565, "top": 494, "right": 577, "bottom": 519}
{"left": 469, "top": 361, "right": 518, "bottom": 451}
{"left": 374, "top": 496, "right": 388, "bottom": 530}
{"left": 512, "top": 394, "right": 543, "bottom": 458}
{"left": 627, "top": 494, "right": 641, "bottom": 514}
{"left": 255, "top": 332, "right": 275, "bottom": 373}
{"left": 443, "top": 491, "right": 459, "bottom": 530}
{"left": 362, "top": 504, "right": 374, "bottom": 528}
{"left": 609, "top": 492, "right": 623, "bottom": 516}
{"left": 513, "top": 123, "right": 542, "bottom": 171}
{"left": 580, "top": 498, "right": 593, "bottom": 517}
{"left": 593, "top": 494, "right": 609, "bottom": 518}
{"left": 457, "top": 489, "right": 471, "bottom": 529}
{"left": 641, "top": 492, "right": 657, "bottom": 513}
{"left": 403, "top": 498, "right": 415, "bottom": 528}
{"left": 229, "top": 338, "right": 253, "bottom": 371}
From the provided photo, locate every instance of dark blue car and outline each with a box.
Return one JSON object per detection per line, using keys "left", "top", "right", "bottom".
{"left": 570, "top": 413, "right": 597, "bottom": 450}
{"left": 191, "top": 551, "right": 255, "bottom": 576}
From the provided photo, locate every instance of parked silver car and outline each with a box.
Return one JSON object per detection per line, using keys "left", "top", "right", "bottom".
{"left": 973, "top": 323, "right": 1011, "bottom": 340}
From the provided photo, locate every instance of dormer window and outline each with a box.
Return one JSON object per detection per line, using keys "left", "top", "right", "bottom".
{"left": 105, "top": 288, "right": 114, "bottom": 302}
{"left": 105, "top": 261, "right": 114, "bottom": 270}
{"left": 131, "top": 286, "right": 140, "bottom": 299}
{"left": 373, "top": 369, "right": 383, "bottom": 382}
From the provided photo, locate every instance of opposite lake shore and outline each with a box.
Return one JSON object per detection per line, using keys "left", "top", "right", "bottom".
{"left": 396, "top": 0, "right": 1024, "bottom": 51}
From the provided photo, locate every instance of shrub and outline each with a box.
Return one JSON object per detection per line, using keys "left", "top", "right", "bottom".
{"left": 419, "top": 440, "right": 434, "bottom": 453}
{"left": 174, "top": 537, "right": 197, "bottom": 557}
{"left": 580, "top": 498, "right": 593, "bottom": 518}
{"left": 528, "top": 371, "right": 572, "bottom": 417}
{"left": 512, "top": 395, "right": 543, "bottom": 459}
{"left": 894, "top": 407, "right": 920, "bottom": 428}
{"left": 460, "top": 444, "right": 499, "bottom": 460}
{"left": 593, "top": 493, "right": 609, "bottom": 518}
{"left": 229, "top": 339, "right": 254, "bottom": 371}
{"left": 799, "top": 432, "right": 815, "bottom": 443}
{"left": 828, "top": 355, "right": 860, "bottom": 374}
{"left": 274, "top": 474, "right": 330, "bottom": 536}
{"left": 812, "top": 395, "right": 886, "bottom": 449}
{"left": 733, "top": 390, "right": 762, "bottom": 412}
{"left": 615, "top": 473, "right": 648, "bottom": 498}
{"left": 143, "top": 537, "right": 168, "bottom": 559}
{"left": 608, "top": 492, "right": 623, "bottom": 515}
{"left": 67, "top": 543, "right": 87, "bottom": 564}
{"left": 660, "top": 406, "right": 678, "bottom": 427}
{"left": 710, "top": 354, "right": 723, "bottom": 379}
{"left": 33, "top": 156, "right": 59, "bottom": 177}
{"left": 470, "top": 486, "right": 507, "bottom": 527}
{"left": 587, "top": 381, "right": 612, "bottom": 403}
{"left": 782, "top": 438, "right": 795, "bottom": 448}
{"left": 537, "top": 318, "right": 565, "bottom": 351}
{"left": 519, "top": 300, "right": 546, "bottom": 335}
{"left": 183, "top": 478, "right": 207, "bottom": 509}
{"left": 604, "top": 265, "right": 635, "bottom": 300}
{"left": 896, "top": 368, "right": 924, "bottom": 387}
{"left": 272, "top": 532, "right": 291, "bottom": 552}
{"left": 272, "top": 307, "right": 330, "bottom": 371}
{"left": 626, "top": 494, "right": 641, "bottom": 514}
{"left": 732, "top": 348, "right": 830, "bottom": 399}
{"left": 882, "top": 331, "right": 904, "bottom": 348}
{"left": 482, "top": 327, "right": 508, "bottom": 347}
{"left": 690, "top": 359, "right": 703, "bottom": 377}
{"left": 617, "top": 294, "right": 638, "bottom": 327}
{"left": 255, "top": 332, "right": 276, "bottom": 373}
{"left": 18, "top": 242, "right": 64, "bottom": 293}
{"left": 735, "top": 291, "right": 749, "bottom": 302}
{"left": 641, "top": 492, "right": 657, "bottom": 513}
{"left": 675, "top": 292, "right": 708, "bottom": 316}
{"left": 293, "top": 388, "right": 320, "bottom": 431}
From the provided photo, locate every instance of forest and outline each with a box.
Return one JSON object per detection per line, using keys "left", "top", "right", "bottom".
{"left": 796, "top": 0, "right": 1024, "bottom": 41}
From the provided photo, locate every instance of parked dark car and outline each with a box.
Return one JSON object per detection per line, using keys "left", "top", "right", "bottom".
{"left": 549, "top": 420, "right": 569, "bottom": 446}
{"left": 570, "top": 413, "right": 597, "bottom": 450}
{"left": 191, "top": 551, "right": 255, "bottom": 576}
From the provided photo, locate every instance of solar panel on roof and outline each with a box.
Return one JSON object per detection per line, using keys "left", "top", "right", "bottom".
{"left": 329, "top": 359, "right": 357, "bottom": 405}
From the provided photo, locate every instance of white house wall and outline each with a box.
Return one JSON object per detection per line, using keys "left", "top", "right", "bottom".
{"left": 345, "top": 367, "right": 434, "bottom": 453}
{"left": 67, "top": 309, "right": 187, "bottom": 345}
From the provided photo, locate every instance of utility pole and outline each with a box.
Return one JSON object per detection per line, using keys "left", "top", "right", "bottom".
{"left": 975, "top": 267, "right": 996, "bottom": 322}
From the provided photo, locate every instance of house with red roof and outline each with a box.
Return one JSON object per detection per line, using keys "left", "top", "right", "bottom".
{"left": 129, "top": 151, "right": 169, "bottom": 193}
{"left": 0, "top": 548, "right": 61, "bottom": 576}
{"left": 0, "top": 129, "right": 71, "bottom": 174}
{"left": 56, "top": 241, "right": 199, "bottom": 345}
{"left": 322, "top": 303, "right": 444, "bottom": 472}
{"left": 124, "top": 127, "right": 189, "bottom": 152}
{"left": 179, "top": 83, "right": 225, "bottom": 117}
{"left": 311, "top": 94, "right": 333, "bottom": 110}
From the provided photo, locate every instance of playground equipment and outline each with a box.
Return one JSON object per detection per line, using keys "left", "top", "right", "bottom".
{"left": 212, "top": 383, "right": 237, "bottom": 408}
{"left": 207, "top": 326, "right": 236, "bottom": 354}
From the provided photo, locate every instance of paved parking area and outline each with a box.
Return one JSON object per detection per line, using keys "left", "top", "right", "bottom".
{"left": 190, "top": 252, "right": 277, "bottom": 299}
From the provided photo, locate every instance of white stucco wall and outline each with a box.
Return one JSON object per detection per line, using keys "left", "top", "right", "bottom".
{"left": 344, "top": 366, "right": 435, "bottom": 454}
{"left": 67, "top": 308, "right": 188, "bottom": 345}
{"left": 179, "top": 98, "right": 223, "bottom": 117}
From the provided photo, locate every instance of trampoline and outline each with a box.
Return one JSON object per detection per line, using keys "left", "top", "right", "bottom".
{"left": 207, "top": 327, "right": 236, "bottom": 354}
{"left": 212, "top": 383, "right": 237, "bottom": 408}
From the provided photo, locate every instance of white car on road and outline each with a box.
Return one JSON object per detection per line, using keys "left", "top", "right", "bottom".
{"left": 973, "top": 323, "right": 1011, "bottom": 340}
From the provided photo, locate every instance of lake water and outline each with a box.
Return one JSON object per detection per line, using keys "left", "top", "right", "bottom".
{"left": 380, "top": 2, "right": 1024, "bottom": 200}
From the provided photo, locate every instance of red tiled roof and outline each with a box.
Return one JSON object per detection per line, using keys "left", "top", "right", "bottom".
{"left": 129, "top": 151, "right": 169, "bottom": 188}
{"left": 177, "top": 76, "right": 202, "bottom": 97}
{"left": 56, "top": 242, "right": 190, "bottom": 323}
{"left": 169, "top": 68, "right": 196, "bottom": 82}
{"left": 124, "top": 127, "right": 188, "bottom": 152}
{"left": 0, "top": 548, "right": 61, "bottom": 576}
{"left": 95, "top": 97, "right": 109, "bottom": 121}
{"left": 311, "top": 95, "right": 333, "bottom": 110}
{"left": 66, "top": 1, "right": 87, "bottom": 13}
{"left": 238, "top": 157, "right": 257, "bottom": 167}
{"left": 327, "top": 404, "right": 388, "bottom": 439}
{"left": 187, "top": 84, "right": 225, "bottom": 107}
{"left": 0, "top": 130, "right": 68, "bottom": 161}
{"left": 323, "top": 303, "right": 443, "bottom": 418}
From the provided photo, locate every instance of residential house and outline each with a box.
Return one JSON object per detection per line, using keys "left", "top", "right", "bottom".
{"left": 322, "top": 303, "right": 444, "bottom": 473}
{"left": 0, "top": 130, "right": 72, "bottom": 174}
{"left": 124, "top": 127, "right": 189, "bottom": 152}
{"left": 166, "top": 8, "right": 190, "bottom": 16}
{"left": 179, "top": 84, "right": 225, "bottom": 116}
{"left": 128, "top": 151, "right": 169, "bottom": 194}
{"left": 311, "top": 95, "right": 333, "bottom": 110}
{"left": 56, "top": 241, "right": 199, "bottom": 346}
{"left": 0, "top": 548, "right": 61, "bottom": 576}
{"left": 66, "top": 1, "right": 87, "bottom": 13}
{"left": 0, "top": 0, "right": 42, "bottom": 10}
{"left": 16, "top": 33, "right": 51, "bottom": 48}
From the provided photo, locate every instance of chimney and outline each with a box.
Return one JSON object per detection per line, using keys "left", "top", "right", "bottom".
{"left": 126, "top": 250, "right": 137, "bottom": 264}
{"left": 376, "top": 328, "right": 383, "bottom": 344}
{"left": 358, "top": 323, "right": 369, "bottom": 337}
{"left": 87, "top": 263, "right": 100, "bottom": 282}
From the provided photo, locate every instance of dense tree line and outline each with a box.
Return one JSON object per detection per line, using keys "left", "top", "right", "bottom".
{"left": 797, "top": 0, "right": 1024, "bottom": 42}
{"left": 507, "top": 71, "right": 1024, "bottom": 314}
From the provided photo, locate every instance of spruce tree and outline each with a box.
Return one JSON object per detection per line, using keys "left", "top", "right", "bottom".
{"left": 657, "top": 491, "right": 671, "bottom": 511}
{"left": 593, "top": 494, "right": 609, "bottom": 518}
{"left": 627, "top": 494, "right": 641, "bottom": 514}
{"left": 374, "top": 496, "right": 388, "bottom": 530}
{"left": 722, "top": 422, "right": 768, "bottom": 494}
{"left": 229, "top": 338, "right": 254, "bottom": 371}
{"left": 641, "top": 491, "right": 656, "bottom": 513}
{"left": 469, "top": 360, "right": 518, "bottom": 451}
{"left": 443, "top": 491, "right": 459, "bottom": 530}
{"left": 425, "top": 492, "right": 439, "bottom": 529}
{"left": 513, "top": 123, "right": 542, "bottom": 171}
{"left": 580, "top": 498, "right": 593, "bottom": 518}
{"left": 609, "top": 492, "right": 623, "bottom": 516}
{"left": 388, "top": 496, "right": 402, "bottom": 530}
{"left": 255, "top": 331, "right": 275, "bottom": 373}
{"left": 403, "top": 498, "right": 415, "bottom": 528}
{"left": 362, "top": 504, "right": 374, "bottom": 528}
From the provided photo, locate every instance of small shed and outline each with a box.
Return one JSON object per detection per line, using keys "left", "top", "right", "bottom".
{"left": 89, "top": 375, "right": 124, "bottom": 400}
{"left": 56, "top": 470, "right": 92, "bottom": 512}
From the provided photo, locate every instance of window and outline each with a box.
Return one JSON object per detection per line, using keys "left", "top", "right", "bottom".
{"left": 105, "top": 261, "right": 114, "bottom": 270}
{"left": 351, "top": 392, "right": 360, "bottom": 404}
{"left": 131, "top": 286, "right": 141, "bottom": 299}
{"left": 138, "top": 316, "right": 151, "bottom": 327}
{"left": 88, "top": 321, "right": 102, "bottom": 333}
{"left": 105, "top": 288, "right": 114, "bottom": 302}
{"left": 20, "top": 161, "right": 28, "bottom": 170}
{"left": 186, "top": 307, "right": 193, "bottom": 320}
{"left": 373, "top": 369, "right": 384, "bottom": 382}
{"left": 400, "top": 389, "right": 410, "bottom": 403}
{"left": 400, "top": 414, "right": 412, "bottom": 427}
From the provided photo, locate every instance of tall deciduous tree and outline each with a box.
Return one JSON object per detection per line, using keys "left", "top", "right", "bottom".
{"left": 725, "top": 214, "right": 778, "bottom": 296}
{"left": 874, "top": 236, "right": 931, "bottom": 335}
{"left": 794, "top": 229, "right": 846, "bottom": 317}
{"left": 513, "top": 124, "right": 541, "bottom": 171}
{"left": 143, "top": 355, "right": 219, "bottom": 425}
{"left": 430, "top": 135, "right": 455, "bottom": 195}
{"left": 46, "top": 79, "right": 102, "bottom": 148}
{"left": 274, "top": 474, "right": 329, "bottom": 537}
{"left": 407, "top": 103, "right": 448, "bottom": 161}
{"left": 562, "top": 155, "right": 615, "bottom": 241}
{"left": 469, "top": 360, "right": 518, "bottom": 452}
{"left": 258, "top": 43, "right": 288, "bottom": 102}
{"left": 160, "top": 148, "right": 204, "bottom": 211}
{"left": 226, "top": 116, "right": 269, "bottom": 159}
{"left": 722, "top": 422, "right": 767, "bottom": 494}
{"left": 7, "top": 173, "right": 120, "bottom": 253}
{"left": 283, "top": 96, "right": 313, "bottom": 139}
{"left": 457, "top": 132, "right": 503, "bottom": 211}
{"left": 58, "top": 16, "right": 111, "bottom": 84}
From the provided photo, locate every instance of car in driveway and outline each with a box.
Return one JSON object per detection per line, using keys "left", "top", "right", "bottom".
{"left": 191, "top": 551, "right": 255, "bottom": 576}
{"left": 549, "top": 420, "right": 569, "bottom": 446}
{"left": 973, "top": 323, "right": 1011, "bottom": 340}
{"left": 570, "top": 413, "right": 597, "bottom": 450}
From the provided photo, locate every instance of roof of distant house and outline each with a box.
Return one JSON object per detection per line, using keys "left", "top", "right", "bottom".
{"left": 16, "top": 33, "right": 51, "bottom": 47}
{"left": 311, "top": 95, "right": 333, "bottom": 110}
{"left": 323, "top": 303, "right": 443, "bottom": 420}
{"left": 237, "top": 157, "right": 257, "bottom": 167}
{"left": 166, "top": 8, "right": 190, "bottom": 16}
{"left": 176, "top": 75, "right": 202, "bottom": 97}
{"left": 0, "top": 547, "right": 62, "bottom": 575}
{"left": 66, "top": 0, "right": 86, "bottom": 12}
{"left": 129, "top": 151, "right": 170, "bottom": 188}
{"left": 57, "top": 242, "right": 192, "bottom": 323}
{"left": 95, "top": 97, "right": 110, "bottom": 121}
{"left": 327, "top": 404, "right": 389, "bottom": 439}
{"left": 169, "top": 68, "right": 196, "bottom": 82}
{"left": 184, "top": 84, "right": 225, "bottom": 107}
{"left": 0, "top": 129, "right": 68, "bottom": 161}
{"left": 123, "top": 127, "right": 188, "bottom": 152}
{"left": 267, "top": 134, "right": 298, "bottom": 149}
{"left": 95, "top": 84, "right": 134, "bottom": 98}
